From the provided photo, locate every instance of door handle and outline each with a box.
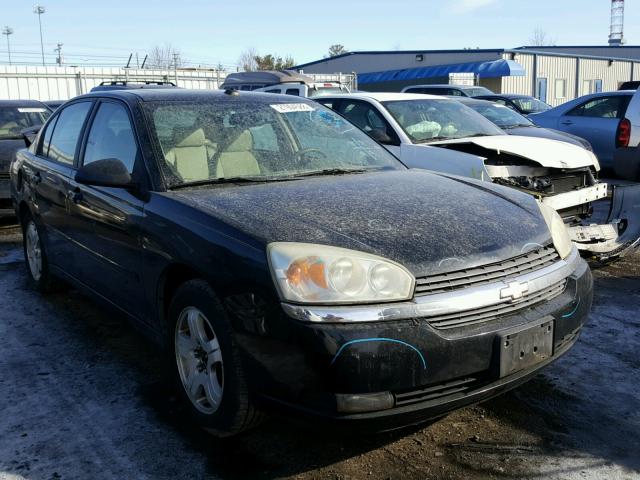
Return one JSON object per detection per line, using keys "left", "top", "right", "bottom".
{"left": 67, "top": 188, "right": 83, "bottom": 204}
{"left": 560, "top": 120, "right": 573, "bottom": 126}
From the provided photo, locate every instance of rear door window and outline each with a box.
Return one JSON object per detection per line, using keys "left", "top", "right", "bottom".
{"left": 567, "top": 96, "right": 631, "bottom": 119}
{"left": 43, "top": 101, "right": 92, "bottom": 165}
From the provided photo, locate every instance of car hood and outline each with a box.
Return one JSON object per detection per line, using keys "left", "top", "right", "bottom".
{"left": 504, "top": 126, "right": 587, "bottom": 147}
{"left": 171, "top": 170, "right": 552, "bottom": 277}
{"left": 431, "top": 135, "right": 599, "bottom": 170}
{"left": 0, "top": 139, "right": 25, "bottom": 172}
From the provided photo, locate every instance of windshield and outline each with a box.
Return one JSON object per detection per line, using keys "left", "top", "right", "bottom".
{"left": 464, "top": 86, "right": 493, "bottom": 97}
{"left": 0, "top": 106, "right": 50, "bottom": 139}
{"left": 143, "top": 99, "right": 404, "bottom": 188}
{"left": 465, "top": 102, "right": 533, "bottom": 129}
{"left": 382, "top": 99, "right": 504, "bottom": 143}
{"left": 308, "top": 86, "right": 349, "bottom": 98}
{"left": 511, "top": 97, "right": 550, "bottom": 114}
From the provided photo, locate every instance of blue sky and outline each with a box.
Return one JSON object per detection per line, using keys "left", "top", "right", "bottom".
{"left": 1, "top": 0, "right": 639, "bottom": 68}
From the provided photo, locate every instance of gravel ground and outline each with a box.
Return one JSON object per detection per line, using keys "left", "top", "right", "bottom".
{"left": 0, "top": 217, "right": 639, "bottom": 480}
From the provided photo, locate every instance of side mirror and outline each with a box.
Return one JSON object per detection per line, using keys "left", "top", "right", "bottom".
{"left": 21, "top": 125, "right": 41, "bottom": 148}
{"left": 75, "top": 158, "right": 134, "bottom": 188}
{"left": 369, "top": 128, "right": 395, "bottom": 145}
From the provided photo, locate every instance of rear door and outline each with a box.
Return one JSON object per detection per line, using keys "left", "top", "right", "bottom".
{"left": 66, "top": 99, "right": 149, "bottom": 320}
{"left": 29, "top": 100, "right": 94, "bottom": 271}
{"left": 558, "top": 95, "right": 631, "bottom": 166}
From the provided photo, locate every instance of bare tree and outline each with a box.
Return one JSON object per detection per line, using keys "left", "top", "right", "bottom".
{"left": 238, "top": 47, "right": 258, "bottom": 71}
{"left": 327, "top": 44, "right": 348, "bottom": 57}
{"left": 147, "top": 43, "right": 183, "bottom": 69}
{"left": 529, "top": 28, "right": 556, "bottom": 46}
{"left": 239, "top": 49, "right": 295, "bottom": 71}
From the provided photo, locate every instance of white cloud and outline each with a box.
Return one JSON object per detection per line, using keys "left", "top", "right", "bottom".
{"left": 450, "top": 0, "right": 498, "bottom": 13}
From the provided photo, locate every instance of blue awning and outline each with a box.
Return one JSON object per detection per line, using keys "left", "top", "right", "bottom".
{"left": 358, "top": 59, "right": 526, "bottom": 85}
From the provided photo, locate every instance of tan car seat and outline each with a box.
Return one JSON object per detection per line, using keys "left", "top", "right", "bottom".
{"left": 165, "top": 128, "right": 212, "bottom": 182}
{"left": 216, "top": 130, "right": 260, "bottom": 178}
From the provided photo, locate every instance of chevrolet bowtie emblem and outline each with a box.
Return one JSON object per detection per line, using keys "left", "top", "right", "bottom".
{"left": 500, "top": 281, "right": 529, "bottom": 301}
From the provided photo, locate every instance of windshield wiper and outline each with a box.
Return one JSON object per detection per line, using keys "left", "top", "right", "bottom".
{"left": 285, "top": 167, "right": 374, "bottom": 178}
{"left": 169, "top": 176, "right": 272, "bottom": 190}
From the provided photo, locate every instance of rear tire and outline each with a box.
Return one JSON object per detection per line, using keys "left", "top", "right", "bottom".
{"left": 167, "top": 279, "right": 263, "bottom": 436}
{"left": 22, "top": 214, "right": 64, "bottom": 293}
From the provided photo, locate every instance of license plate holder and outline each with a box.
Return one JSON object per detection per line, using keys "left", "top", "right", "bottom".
{"left": 498, "top": 319, "right": 554, "bottom": 378}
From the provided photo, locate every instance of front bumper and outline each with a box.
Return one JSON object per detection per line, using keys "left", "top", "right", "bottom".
{"left": 246, "top": 250, "right": 592, "bottom": 427}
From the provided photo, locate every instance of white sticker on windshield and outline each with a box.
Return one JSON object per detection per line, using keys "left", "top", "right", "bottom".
{"left": 17, "top": 108, "right": 47, "bottom": 113}
{"left": 270, "top": 103, "right": 314, "bottom": 113}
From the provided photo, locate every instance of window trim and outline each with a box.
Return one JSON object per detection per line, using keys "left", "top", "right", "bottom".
{"left": 36, "top": 99, "right": 95, "bottom": 168}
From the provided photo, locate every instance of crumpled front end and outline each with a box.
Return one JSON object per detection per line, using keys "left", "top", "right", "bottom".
{"left": 433, "top": 138, "right": 639, "bottom": 261}
{"left": 569, "top": 183, "right": 640, "bottom": 262}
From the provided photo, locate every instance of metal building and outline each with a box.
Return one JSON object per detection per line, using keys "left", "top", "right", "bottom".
{"left": 296, "top": 47, "right": 640, "bottom": 106}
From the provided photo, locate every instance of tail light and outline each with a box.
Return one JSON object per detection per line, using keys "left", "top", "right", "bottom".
{"left": 616, "top": 118, "right": 631, "bottom": 148}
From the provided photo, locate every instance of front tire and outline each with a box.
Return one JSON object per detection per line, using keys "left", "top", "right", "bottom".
{"left": 167, "top": 279, "right": 263, "bottom": 436}
{"left": 22, "top": 215, "right": 63, "bottom": 293}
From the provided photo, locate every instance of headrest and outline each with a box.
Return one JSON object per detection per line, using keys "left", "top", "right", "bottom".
{"left": 225, "top": 130, "right": 253, "bottom": 152}
{"left": 174, "top": 128, "right": 206, "bottom": 148}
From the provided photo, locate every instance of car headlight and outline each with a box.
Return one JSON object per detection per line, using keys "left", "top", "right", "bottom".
{"left": 538, "top": 202, "right": 573, "bottom": 259}
{"left": 268, "top": 243, "right": 415, "bottom": 304}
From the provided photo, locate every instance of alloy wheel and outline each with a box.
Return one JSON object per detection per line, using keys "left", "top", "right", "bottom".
{"left": 175, "top": 306, "right": 224, "bottom": 415}
{"left": 25, "top": 221, "right": 42, "bottom": 282}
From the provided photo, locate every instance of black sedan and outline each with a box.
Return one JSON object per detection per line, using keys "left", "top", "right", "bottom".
{"left": 475, "top": 94, "right": 551, "bottom": 115}
{"left": 457, "top": 98, "right": 593, "bottom": 150}
{"left": 10, "top": 89, "right": 592, "bottom": 435}
{"left": 0, "top": 100, "right": 51, "bottom": 216}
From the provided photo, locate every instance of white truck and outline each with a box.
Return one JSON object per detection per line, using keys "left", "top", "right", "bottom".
{"left": 220, "top": 70, "right": 352, "bottom": 98}
{"left": 316, "top": 92, "right": 640, "bottom": 261}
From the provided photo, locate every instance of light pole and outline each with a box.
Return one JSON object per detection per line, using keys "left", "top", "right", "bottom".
{"left": 33, "top": 5, "right": 46, "bottom": 66}
{"left": 1, "top": 27, "right": 13, "bottom": 65}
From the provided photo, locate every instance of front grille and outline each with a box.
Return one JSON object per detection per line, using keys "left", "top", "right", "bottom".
{"left": 394, "top": 376, "right": 483, "bottom": 407}
{"left": 426, "top": 279, "right": 567, "bottom": 330}
{"left": 415, "top": 246, "right": 559, "bottom": 296}
{"left": 0, "top": 172, "right": 10, "bottom": 180}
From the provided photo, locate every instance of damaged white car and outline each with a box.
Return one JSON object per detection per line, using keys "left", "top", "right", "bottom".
{"left": 317, "top": 92, "right": 640, "bottom": 261}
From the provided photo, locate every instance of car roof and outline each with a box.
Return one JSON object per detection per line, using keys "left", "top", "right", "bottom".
{"left": 316, "top": 92, "right": 447, "bottom": 102}
{"left": 74, "top": 88, "right": 320, "bottom": 104}
{"left": 0, "top": 99, "right": 50, "bottom": 108}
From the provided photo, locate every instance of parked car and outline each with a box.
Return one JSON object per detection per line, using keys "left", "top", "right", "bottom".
{"left": 317, "top": 93, "right": 640, "bottom": 261}
{"left": 401, "top": 84, "right": 493, "bottom": 97}
{"left": 474, "top": 94, "right": 551, "bottom": 115}
{"left": 90, "top": 81, "right": 178, "bottom": 92}
{"left": 530, "top": 90, "right": 640, "bottom": 178}
{"left": 456, "top": 98, "right": 592, "bottom": 150}
{"left": 619, "top": 81, "right": 639, "bottom": 91}
{"left": 221, "top": 70, "right": 349, "bottom": 97}
{"left": 43, "top": 100, "right": 65, "bottom": 111}
{"left": 0, "top": 100, "right": 51, "bottom": 217}
{"left": 11, "top": 89, "right": 591, "bottom": 435}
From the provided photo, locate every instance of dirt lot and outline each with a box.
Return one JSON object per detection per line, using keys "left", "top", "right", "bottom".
{"left": 0, "top": 217, "right": 639, "bottom": 480}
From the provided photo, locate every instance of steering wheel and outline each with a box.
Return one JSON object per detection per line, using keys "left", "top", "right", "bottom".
{"left": 296, "top": 148, "right": 327, "bottom": 167}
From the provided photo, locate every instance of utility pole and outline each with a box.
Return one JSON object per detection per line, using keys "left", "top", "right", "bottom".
{"left": 54, "top": 42, "right": 63, "bottom": 65}
{"left": 173, "top": 52, "right": 179, "bottom": 84}
{"left": 1, "top": 26, "right": 13, "bottom": 65}
{"left": 33, "top": 5, "right": 46, "bottom": 65}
